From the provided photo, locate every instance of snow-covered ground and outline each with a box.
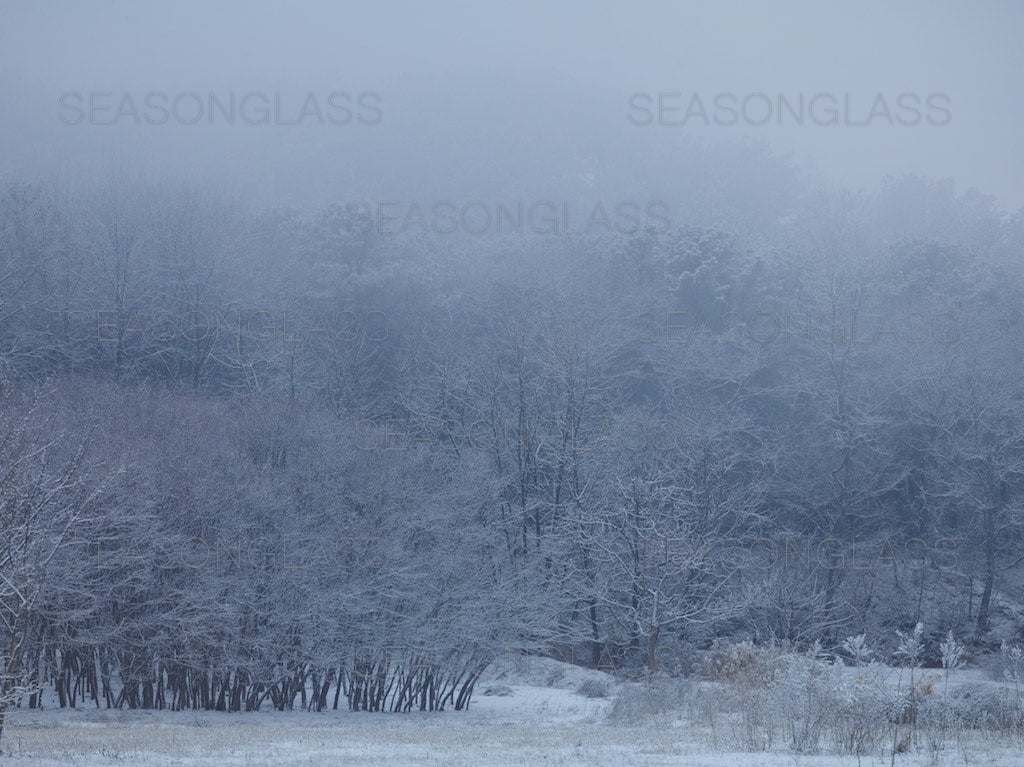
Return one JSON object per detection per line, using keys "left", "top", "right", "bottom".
{"left": 1, "top": 659, "right": 1020, "bottom": 766}
{"left": 6, "top": 710, "right": 1020, "bottom": 767}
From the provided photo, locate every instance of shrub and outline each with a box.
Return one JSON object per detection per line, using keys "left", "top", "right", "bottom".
{"left": 692, "top": 649, "right": 896, "bottom": 755}
{"left": 699, "top": 641, "right": 780, "bottom": 689}
{"left": 768, "top": 653, "right": 893, "bottom": 754}
{"left": 576, "top": 679, "right": 612, "bottom": 698}
{"left": 923, "top": 683, "right": 1024, "bottom": 734}
{"left": 607, "top": 677, "right": 692, "bottom": 725}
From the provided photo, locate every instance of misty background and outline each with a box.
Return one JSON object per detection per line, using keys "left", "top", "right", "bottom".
{"left": 1, "top": 0, "right": 1023, "bottom": 211}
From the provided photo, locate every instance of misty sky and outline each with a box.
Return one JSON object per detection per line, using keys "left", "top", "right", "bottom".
{"left": 1, "top": 0, "right": 1021, "bottom": 212}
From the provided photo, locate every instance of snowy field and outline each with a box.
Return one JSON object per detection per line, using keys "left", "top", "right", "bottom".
{"left": 2, "top": 659, "right": 1021, "bottom": 767}
{"left": 5, "top": 709, "right": 1021, "bottom": 767}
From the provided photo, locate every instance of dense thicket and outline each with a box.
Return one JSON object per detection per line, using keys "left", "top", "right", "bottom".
{"left": 1, "top": 165, "right": 1023, "bottom": 720}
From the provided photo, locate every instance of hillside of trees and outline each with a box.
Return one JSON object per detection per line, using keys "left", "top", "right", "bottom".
{"left": 1, "top": 164, "right": 1023, "bottom": 722}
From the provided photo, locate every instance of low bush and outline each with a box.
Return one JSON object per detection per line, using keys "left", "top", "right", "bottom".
{"left": 576, "top": 679, "right": 612, "bottom": 698}
{"left": 693, "top": 646, "right": 910, "bottom": 755}
{"left": 607, "top": 677, "right": 692, "bottom": 725}
{"left": 690, "top": 642, "right": 1024, "bottom": 756}
{"left": 922, "top": 683, "right": 1024, "bottom": 734}
{"left": 699, "top": 640, "right": 779, "bottom": 689}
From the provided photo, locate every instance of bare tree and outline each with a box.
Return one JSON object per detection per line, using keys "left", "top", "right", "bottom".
{"left": 0, "top": 390, "right": 107, "bottom": 750}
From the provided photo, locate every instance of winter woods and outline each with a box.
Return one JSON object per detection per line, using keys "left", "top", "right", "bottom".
{"left": 1, "top": 168, "right": 1023, "bottom": 729}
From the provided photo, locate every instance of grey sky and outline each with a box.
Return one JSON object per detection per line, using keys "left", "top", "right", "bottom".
{"left": 1, "top": 0, "right": 1021, "bottom": 212}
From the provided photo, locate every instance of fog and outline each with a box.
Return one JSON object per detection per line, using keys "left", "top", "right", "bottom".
{"left": 2, "top": 0, "right": 1022, "bottom": 210}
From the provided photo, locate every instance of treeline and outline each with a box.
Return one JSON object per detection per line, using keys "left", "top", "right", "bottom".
{"left": 1, "top": 169, "right": 1023, "bottom": 722}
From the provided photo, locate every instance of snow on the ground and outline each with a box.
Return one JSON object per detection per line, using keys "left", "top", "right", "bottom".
{"left": 0, "top": 659, "right": 1021, "bottom": 766}
{"left": 3, "top": 710, "right": 1020, "bottom": 767}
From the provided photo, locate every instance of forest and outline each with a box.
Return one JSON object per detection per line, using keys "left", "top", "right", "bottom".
{"left": 1, "top": 160, "right": 1022, "bottom": 741}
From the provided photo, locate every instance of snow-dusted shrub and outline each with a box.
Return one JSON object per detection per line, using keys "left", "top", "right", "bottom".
{"left": 939, "top": 631, "right": 966, "bottom": 674}
{"left": 921, "top": 683, "right": 1024, "bottom": 735}
{"left": 894, "top": 622, "right": 925, "bottom": 671}
{"left": 689, "top": 636, "right": 1023, "bottom": 756}
{"left": 690, "top": 679, "right": 775, "bottom": 751}
{"left": 650, "top": 641, "right": 699, "bottom": 677}
{"left": 1000, "top": 641, "right": 1023, "bottom": 700}
{"left": 768, "top": 653, "right": 894, "bottom": 754}
{"left": 691, "top": 649, "right": 896, "bottom": 755}
{"left": 607, "top": 677, "right": 691, "bottom": 724}
{"left": 576, "top": 679, "right": 612, "bottom": 698}
{"left": 841, "top": 634, "right": 873, "bottom": 666}
{"left": 699, "top": 641, "right": 780, "bottom": 689}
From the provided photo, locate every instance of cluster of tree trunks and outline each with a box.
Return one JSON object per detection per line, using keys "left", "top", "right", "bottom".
{"left": 13, "top": 646, "right": 487, "bottom": 713}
